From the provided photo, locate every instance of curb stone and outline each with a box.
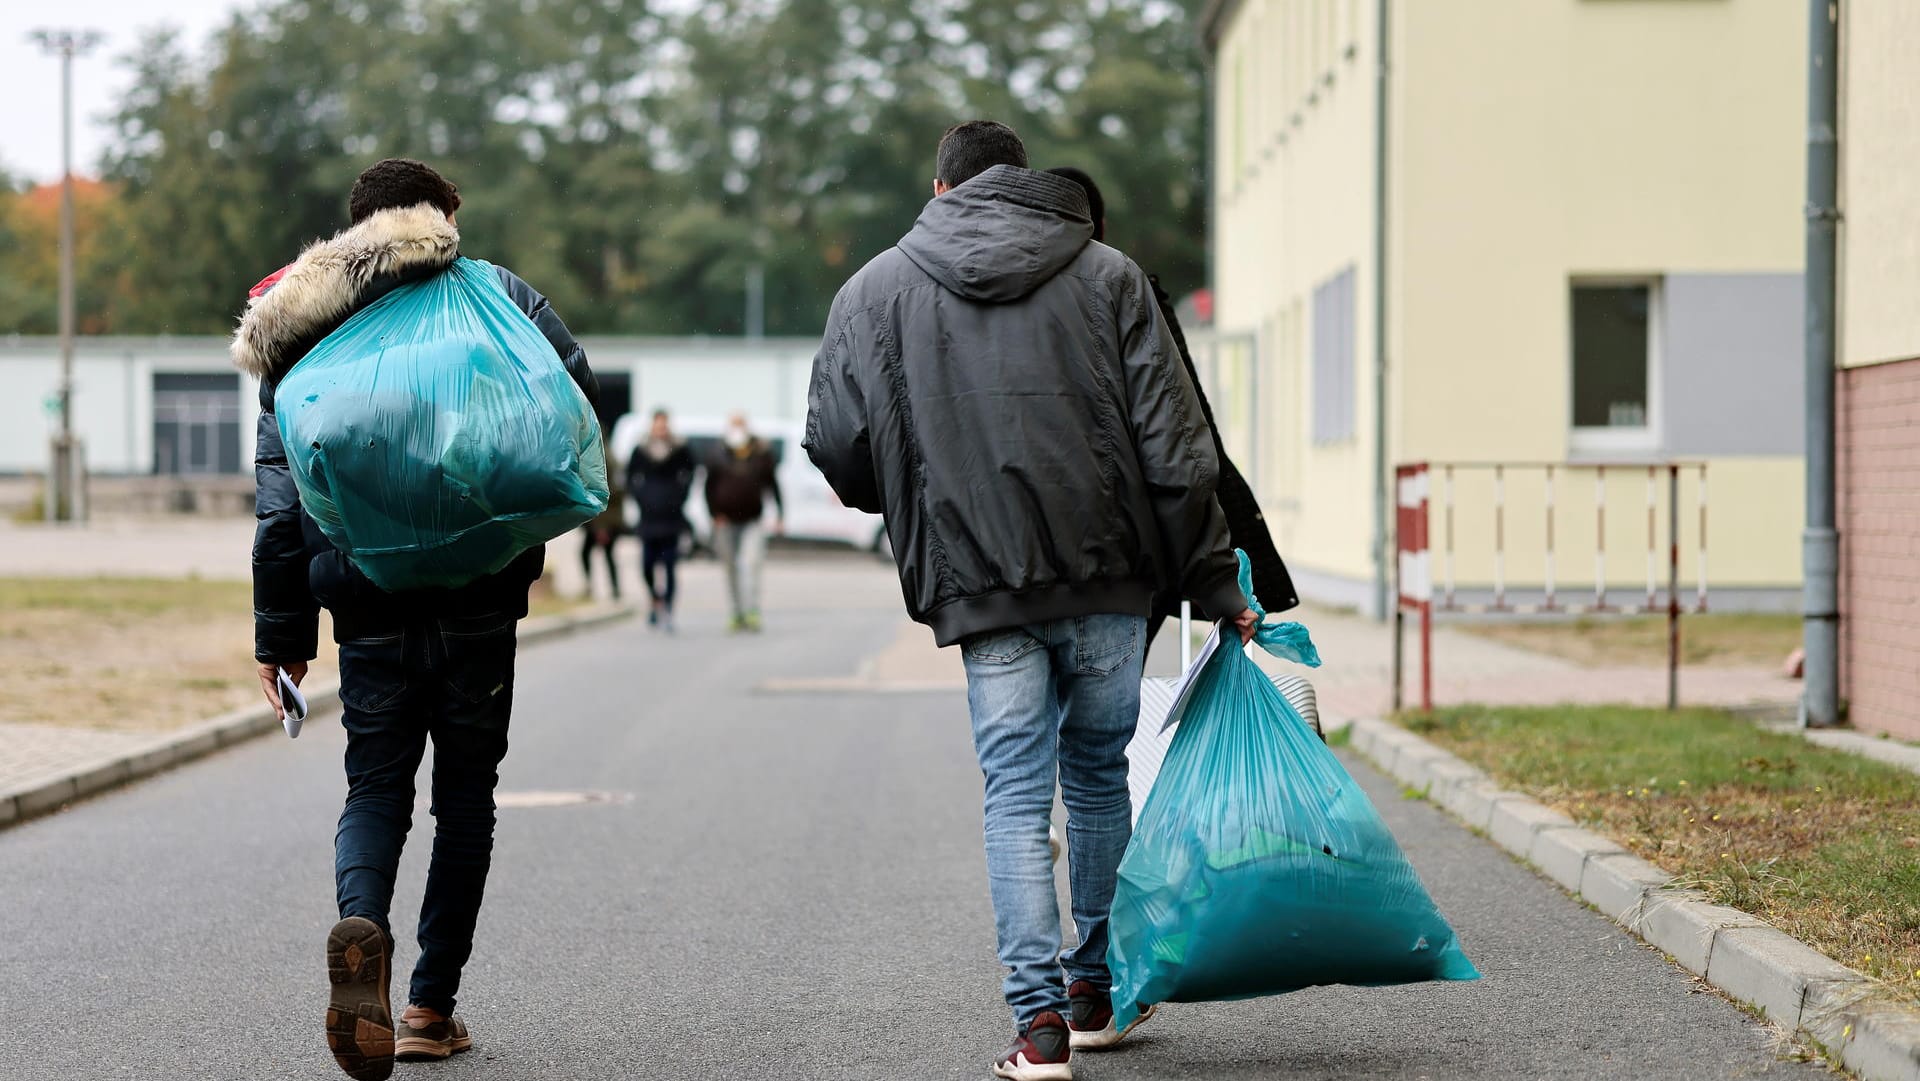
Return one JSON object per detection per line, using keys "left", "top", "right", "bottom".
{"left": 1344, "top": 716, "right": 1920, "bottom": 1081}
{"left": 0, "top": 604, "right": 635, "bottom": 831}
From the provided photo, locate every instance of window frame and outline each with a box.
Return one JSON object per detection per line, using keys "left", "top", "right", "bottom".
{"left": 1568, "top": 275, "right": 1663, "bottom": 459}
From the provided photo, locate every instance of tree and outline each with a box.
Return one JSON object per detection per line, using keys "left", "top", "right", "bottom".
{"left": 31, "top": 0, "right": 1210, "bottom": 338}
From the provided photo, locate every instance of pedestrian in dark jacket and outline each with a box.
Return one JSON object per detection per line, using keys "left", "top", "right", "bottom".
{"left": 805, "top": 120, "right": 1257, "bottom": 1080}
{"left": 704, "top": 411, "right": 784, "bottom": 632}
{"left": 231, "top": 158, "right": 596, "bottom": 1081}
{"left": 625, "top": 409, "right": 695, "bottom": 630}
{"left": 1046, "top": 166, "right": 1300, "bottom": 648}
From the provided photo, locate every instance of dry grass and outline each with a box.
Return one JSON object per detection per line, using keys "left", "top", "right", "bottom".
{"left": 0, "top": 577, "right": 337, "bottom": 732}
{"left": 1459, "top": 612, "right": 1800, "bottom": 668}
{"left": 1403, "top": 705, "right": 1920, "bottom": 1006}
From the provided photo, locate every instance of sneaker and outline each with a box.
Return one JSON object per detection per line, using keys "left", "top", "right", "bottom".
{"left": 394, "top": 1005, "right": 473, "bottom": 1060}
{"left": 648, "top": 605, "right": 660, "bottom": 628}
{"left": 1067, "top": 981, "right": 1155, "bottom": 1050}
{"left": 993, "top": 1011, "right": 1072, "bottom": 1081}
{"left": 728, "top": 614, "right": 748, "bottom": 633}
{"left": 743, "top": 612, "right": 764, "bottom": 632}
{"left": 324, "top": 917, "right": 394, "bottom": 1081}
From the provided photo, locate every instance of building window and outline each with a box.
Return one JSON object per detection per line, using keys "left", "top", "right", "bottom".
{"left": 1570, "top": 280, "right": 1659, "bottom": 453}
{"left": 1312, "top": 266, "right": 1357, "bottom": 444}
{"left": 153, "top": 372, "right": 242, "bottom": 475}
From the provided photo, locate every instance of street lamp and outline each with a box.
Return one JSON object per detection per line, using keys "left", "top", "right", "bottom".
{"left": 29, "top": 27, "right": 105, "bottom": 523}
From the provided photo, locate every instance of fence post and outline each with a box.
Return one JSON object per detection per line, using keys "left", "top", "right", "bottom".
{"left": 1668, "top": 464, "right": 1681, "bottom": 710}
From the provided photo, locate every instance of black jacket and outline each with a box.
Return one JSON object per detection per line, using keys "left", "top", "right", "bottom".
{"left": 231, "top": 203, "right": 598, "bottom": 662}
{"left": 1148, "top": 275, "right": 1299, "bottom": 617}
{"left": 704, "top": 439, "right": 784, "bottom": 524}
{"left": 805, "top": 165, "right": 1245, "bottom": 647}
{"left": 625, "top": 440, "right": 695, "bottom": 541}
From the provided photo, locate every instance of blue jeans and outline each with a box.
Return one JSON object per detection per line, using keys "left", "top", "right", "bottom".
{"left": 334, "top": 613, "right": 516, "bottom": 1016}
{"left": 960, "top": 614, "right": 1146, "bottom": 1029}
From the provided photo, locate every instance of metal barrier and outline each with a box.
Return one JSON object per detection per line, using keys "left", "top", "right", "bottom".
{"left": 1392, "top": 461, "right": 1709, "bottom": 713}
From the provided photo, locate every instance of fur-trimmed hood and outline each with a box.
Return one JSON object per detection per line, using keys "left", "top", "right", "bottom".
{"left": 230, "top": 203, "right": 460, "bottom": 380}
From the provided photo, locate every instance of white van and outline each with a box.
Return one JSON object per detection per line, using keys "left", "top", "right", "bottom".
{"left": 607, "top": 414, "right": 888, "bottom": 554}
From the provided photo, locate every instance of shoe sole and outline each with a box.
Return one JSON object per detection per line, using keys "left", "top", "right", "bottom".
{"left": 992, "top": 1061, "right": 1072, "bottom": 1081}
{"left": 394, "top": 1033, "right": 474, "bottom": 1061}
{"left": 325, "top": 917, "right": 393, "bottom": 1081}
{"left": 1069, "top": 1003, "right": 1157, "bottom": 1051}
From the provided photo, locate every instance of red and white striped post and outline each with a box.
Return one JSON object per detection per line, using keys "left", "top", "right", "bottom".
{"left": 1392, "top": 463, "right": 1433, "bottom": 714}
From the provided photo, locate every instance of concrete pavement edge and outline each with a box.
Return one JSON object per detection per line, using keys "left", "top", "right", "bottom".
{"left": 0, "top": 604, "right": 637, "bottom": 833}
{"left": 1345, "top": 716, "right": 1920, "bottom": 1081}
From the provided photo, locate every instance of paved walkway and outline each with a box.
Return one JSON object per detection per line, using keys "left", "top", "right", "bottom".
{"left": 0, "top": 558, "right": 1821, "bottom": 1079}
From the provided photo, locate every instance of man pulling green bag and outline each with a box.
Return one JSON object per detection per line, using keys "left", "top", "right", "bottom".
{"left": 275, "top": 257, "right": 608, "bottom": 591}
{"left": 1108, "top": 553, "right": 1479, "bottom": 1030}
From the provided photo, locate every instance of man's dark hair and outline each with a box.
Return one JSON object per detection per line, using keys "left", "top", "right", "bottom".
{"left": 936, "top": 121, "right": 1027, "bottom": 189}
{"left": 1047, "top": 167, "right": 1105, "bottom": 242}
{"left": 349, "top": 158, "right": 462, "bottom": 224}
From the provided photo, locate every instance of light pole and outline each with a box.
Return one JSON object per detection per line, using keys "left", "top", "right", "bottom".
{"left": 29, "top": 27, "right": 104, "bottom": 523}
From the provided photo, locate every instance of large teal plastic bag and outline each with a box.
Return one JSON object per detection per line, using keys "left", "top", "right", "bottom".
{"left": 1108, "top": 554, "right": 1479, "bottom": 1029}
{"left": 275, "top": 258, "right": 608, "bottom": 591}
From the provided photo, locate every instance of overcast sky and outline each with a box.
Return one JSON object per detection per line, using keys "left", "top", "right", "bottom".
{"left": 2, "top": 0, "right": 241, "bottom": 184}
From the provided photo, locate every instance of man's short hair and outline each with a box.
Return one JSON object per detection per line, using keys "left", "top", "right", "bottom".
{"left": 1046, "top": 167, "right": 1105, "bottom": 242}
{"left": 936, "top": 121, "right": 1027, "bottom": 189}
{"left": 349, "top": 158, "right": 462, "bottom": 224}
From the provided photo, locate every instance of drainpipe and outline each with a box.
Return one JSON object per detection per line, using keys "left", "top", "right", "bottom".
{"left": 1802, "top": 0, "right": 1840, "bottom": 727}
{"left": 1370, "top": 0, "right": 1391, "bottom": 620}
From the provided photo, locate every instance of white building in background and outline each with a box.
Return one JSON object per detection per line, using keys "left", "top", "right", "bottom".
{"left": 0, "top": 335, "right": 823, "bottom": 478}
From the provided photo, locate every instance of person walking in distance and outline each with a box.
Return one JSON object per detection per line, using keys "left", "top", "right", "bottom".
{"left": 578, "top": 437, "right": 625, "bottom": 601}
{"left": 234, "top": 158, "right": 596, "bottom": 1081}
{"left": 806, "top": 121, "right": 1256, "bottom": 1081}
{"left": 704, "top": 411, "right": 783, "bottom": 633}
{"left": 626, "top": 409, "right": 695, "bottom": 631}
{"left": 1046, "top": 165, "right": 1300, "bottom": 650}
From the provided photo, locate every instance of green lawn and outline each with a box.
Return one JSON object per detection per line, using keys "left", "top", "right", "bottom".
{"left": 1459, "top": 612, "right": 1800, "bottom": 668}
{"left": 1401, "top": 705, "right": 1920, "bottom": 1004}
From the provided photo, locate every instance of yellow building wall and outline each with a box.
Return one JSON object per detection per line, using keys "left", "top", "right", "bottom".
{"left": 1211, "top": 0, "right": 1379, "bottom": 598}
{"left": 1210, "top": 0, "right": 1806, "bottom": 603}
{"left": 1840, "top": 0, "right": 1920, "bottom": 370}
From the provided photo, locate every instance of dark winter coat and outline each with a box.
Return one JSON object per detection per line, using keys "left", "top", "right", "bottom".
{"left": 1148, "top": 274, "right": 1299, "bottom": 617}
{"left": 626, "top": 440, "right": 695, "bottom": 541}
{"left": 804, "top": 165, "right": 1245, "bottom": 647}
{"left": 703, "top": 439, "right": 783, "bottom": 524}
{"left": 231, "top": 203, "right": 598, "bottom": 662}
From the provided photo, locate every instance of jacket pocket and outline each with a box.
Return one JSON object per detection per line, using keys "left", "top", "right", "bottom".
{"left": 1074, "top": 616, "right": 1140, "bottom": 676}
{"left": 962, "top": 627, "right": 1043, "bottom": 666}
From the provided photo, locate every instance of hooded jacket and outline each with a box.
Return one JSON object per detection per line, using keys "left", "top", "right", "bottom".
{"left": 232, "top": 203, "right": 598, "bottom": 662}
{"left": 626, "top": 439, "right": 696, "bottom": 541}
{"left": 805, "top": 165, "right": 1245, "bottom": 646}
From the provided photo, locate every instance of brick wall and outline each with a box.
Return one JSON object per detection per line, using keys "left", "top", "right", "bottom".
{"left": 1838, "top": 355, "right": 1920, "bottom": 739}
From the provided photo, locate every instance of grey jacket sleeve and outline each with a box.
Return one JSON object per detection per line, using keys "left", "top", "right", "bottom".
{"left": 494, "top": 265, "right": 599, "bottom": 406}
{"left": 1116, "top": 266, "right": 1247, "bottom": 620}
{"left": 803, "top": 302, "right": 883, "bottom": 515}
{"left": 251, "top": 405, "right": 320, "bottom": 664}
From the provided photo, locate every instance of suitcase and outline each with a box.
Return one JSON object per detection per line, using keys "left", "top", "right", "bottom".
{"left": 1127, "top": 603, "right": 1322, "bottom": 822}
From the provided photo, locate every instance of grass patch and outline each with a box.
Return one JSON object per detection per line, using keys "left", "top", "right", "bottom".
{"left": 0, "top": 577, "right": 335, "bottom": 732}
{"left": 1458, "top": 612, "right": 1799, "bottom": 668}
{"left": 1405, "top": 704, "right": 1920, "bottom": 1005}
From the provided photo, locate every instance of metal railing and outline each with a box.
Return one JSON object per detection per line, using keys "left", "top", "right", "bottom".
{"left": 1392, "top": 461, "right": 1709, "bottom": 713}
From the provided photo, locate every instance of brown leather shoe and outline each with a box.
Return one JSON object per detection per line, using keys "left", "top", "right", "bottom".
{"left": 395, "top": 1005, "right": 474, "bottom": 1060}
{"left": 324, "top": 917, "right": 394, "bottom": 1081}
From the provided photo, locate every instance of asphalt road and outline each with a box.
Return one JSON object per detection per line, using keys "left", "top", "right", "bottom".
{"left": 0, "top": 564, "right": 1824, "bottom": 1080}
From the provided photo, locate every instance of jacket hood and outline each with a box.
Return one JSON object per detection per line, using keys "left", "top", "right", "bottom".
{"left": 896, "top": 165, "right": 1093, "bottom": 303}
{"left": 230, "top": 203, "right": 460, "bottom": 380}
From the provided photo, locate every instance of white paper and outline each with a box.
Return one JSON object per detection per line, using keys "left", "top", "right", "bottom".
{"left": 277, "top": 668, "right": 309, "bottom": 739}
{"left": 1159, "top": 620, "right": 1226, "bottom": 734}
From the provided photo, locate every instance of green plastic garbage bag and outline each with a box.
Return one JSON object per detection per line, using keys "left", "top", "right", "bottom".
{"left": 1108, "top": 553, "right": 1479, "bottom": 1029}
{"left": 275, "top": 258, "right": 608, "bottom": 591}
